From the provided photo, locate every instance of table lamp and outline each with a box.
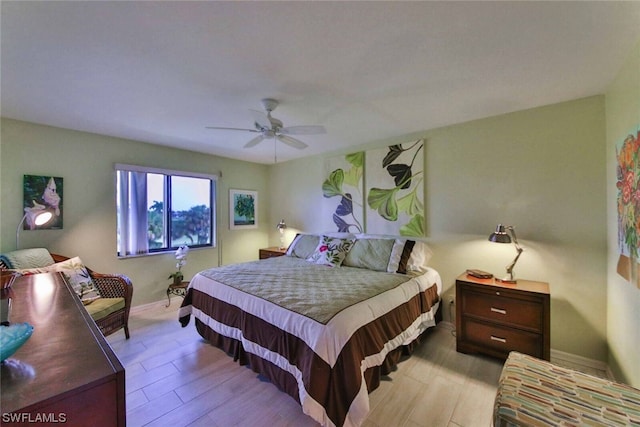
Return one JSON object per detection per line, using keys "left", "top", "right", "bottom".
{"left": 276, "top": 219, "right": 287, "bottom": 249}
{"left": 489, "top": 224, "right": 523, "bottom": 284}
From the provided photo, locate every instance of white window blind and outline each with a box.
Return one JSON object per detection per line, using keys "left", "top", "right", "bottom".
{"left": 115, "top": 164, "right": 218, "bottom": 257}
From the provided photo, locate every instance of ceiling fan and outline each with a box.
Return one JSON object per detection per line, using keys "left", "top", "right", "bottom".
{"left": 206, "top": 98, "right": 326, "bottom": 150}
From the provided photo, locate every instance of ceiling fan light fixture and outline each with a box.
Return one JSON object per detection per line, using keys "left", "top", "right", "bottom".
{"left": 206, "top": 98, "right": 325, "bottom": 151}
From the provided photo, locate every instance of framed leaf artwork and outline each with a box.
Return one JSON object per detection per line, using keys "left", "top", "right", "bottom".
{"left": 321, "top": 152, "right": 364, "bottom": 233}
{"left": 365, "top": 140, "right": 425, "bottom": 237}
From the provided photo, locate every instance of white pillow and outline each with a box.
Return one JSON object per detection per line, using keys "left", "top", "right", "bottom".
{"left": 387, "top": 239, "right": 433, "bottom": 274}
{"left": 306, "top": 235, "right": 356, "bottom": 267}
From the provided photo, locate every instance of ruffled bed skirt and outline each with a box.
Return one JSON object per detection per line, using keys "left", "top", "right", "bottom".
{"left": 194, "top": 304, "right": 441, "bottom": 404}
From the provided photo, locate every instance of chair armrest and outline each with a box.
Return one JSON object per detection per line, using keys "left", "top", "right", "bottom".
{"left": 91, "top": 273, "right": 133, "bottom": 304}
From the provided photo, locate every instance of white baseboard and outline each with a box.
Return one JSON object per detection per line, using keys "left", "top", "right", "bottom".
{"left": 130, "top": 299, "right": 174, "bottom": 315}
{"left": 439, "top": 320, "right": 455, "bottom": 330}
{"left": 550, "top": 348, "right": 614, "bottom": 380}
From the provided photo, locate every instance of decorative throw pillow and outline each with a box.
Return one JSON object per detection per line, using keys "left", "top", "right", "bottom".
{"left": 286, "top": 234, "right": 321, "bottom": 259}
{"left": 343, "top": 238, "right": 395, "bottom": 271}
{"left": 387, "top": 239, "right": 433, "bottom": 274}
{"left": 307, "top": 235, "right": 355, "bottom": 267}
{"left": 17, "top": 257, "right": 101, "bottom": 304}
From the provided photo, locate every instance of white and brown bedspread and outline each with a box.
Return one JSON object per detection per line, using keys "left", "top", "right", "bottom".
{"left": 179, "top": 256, "right": 441, "bottom": 427}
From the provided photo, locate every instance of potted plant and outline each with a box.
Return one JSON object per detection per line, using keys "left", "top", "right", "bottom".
{"left": 168, "top": 245, "right": 189, "bottom": 286}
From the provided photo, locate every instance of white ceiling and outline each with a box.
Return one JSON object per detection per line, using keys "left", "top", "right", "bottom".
{"left": 2, "top": 1, "right": 639, "bottom": 164}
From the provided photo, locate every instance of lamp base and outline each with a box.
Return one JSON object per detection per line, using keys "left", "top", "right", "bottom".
{"left": 496, "top": 277, "right": 517, "bottom": 284}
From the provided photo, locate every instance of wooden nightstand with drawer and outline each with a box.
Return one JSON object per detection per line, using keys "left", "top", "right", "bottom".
{"left": 455, "top": 272, "right": 550, "bottom": 361}
{"left": 259, "top": 247, "right": 287, "bottom": 259}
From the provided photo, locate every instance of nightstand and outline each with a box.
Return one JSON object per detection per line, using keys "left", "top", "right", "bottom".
{"left": 455, "top": 272, "right": 550, "bottom": 361}
{"left": 259, "top": 247, "right": 287, "bottom": 259}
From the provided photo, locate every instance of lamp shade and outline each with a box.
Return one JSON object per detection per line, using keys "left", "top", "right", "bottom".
{"left": 489, "top": 224, "right": 511, "bottom": 243}
{"left": 33, "top": 211, "right": 53, "bottom": 226}
{"left": 16, "top": 210, "right": 54, "bottom": 249}
{"left": 488, "top": 223, "right": 523, "bottom": 284}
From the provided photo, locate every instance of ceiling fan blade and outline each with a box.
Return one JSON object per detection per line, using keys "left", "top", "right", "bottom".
{"left": 279, "top": 125, "right": 326, "bottom": 135}
{"left": 277, "top": 134, "right": 308, "bottom": 149}
{"left": 249, "top": 109, "right": 272, "bottom": 130}
{"left": 206, "top": 126, "right": 259, "bottom": 133}
{"left": 244, "top": 135, "right": 266, "bottom": 148}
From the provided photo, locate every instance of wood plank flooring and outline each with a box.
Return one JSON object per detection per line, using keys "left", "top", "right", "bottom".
{"left": 106, "top": 300, "right": 506, "bottom": 427}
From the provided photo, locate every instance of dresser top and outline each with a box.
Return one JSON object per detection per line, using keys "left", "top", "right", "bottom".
{"left": 1, "top": 272, "right": 123, "bottom": 413}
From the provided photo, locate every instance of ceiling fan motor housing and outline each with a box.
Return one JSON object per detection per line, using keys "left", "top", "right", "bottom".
{"left": 261, "top": 98, "right": 279, "bottom": 112}
{"left": 256, "top": 98, "right": 283, "bottom": 131}
{"left": 269, "top": 117, "right": 283, "bottom": 129}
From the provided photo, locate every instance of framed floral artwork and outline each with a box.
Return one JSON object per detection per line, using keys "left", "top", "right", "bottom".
{"left": 229, "top": 189, "right": 257, "bottom": 229}
{"left": 615, "top": 128, "right": 640, "bottom": 288}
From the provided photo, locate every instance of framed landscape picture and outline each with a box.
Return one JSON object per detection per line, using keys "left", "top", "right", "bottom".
{"left": 230, "top": 189, "right": 258, "bottom": 229}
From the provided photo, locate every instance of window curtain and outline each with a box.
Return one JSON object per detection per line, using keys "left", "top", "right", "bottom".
{"left": 117, "top": 170, "right": 149, "bottom": 256}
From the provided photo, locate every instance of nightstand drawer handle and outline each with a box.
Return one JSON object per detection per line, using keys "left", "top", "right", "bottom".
{"left": 491, "top": 307, "right": 507, "bottom": 315}
{"left": 490, "top": 336, "right": 507, "bottom": 343}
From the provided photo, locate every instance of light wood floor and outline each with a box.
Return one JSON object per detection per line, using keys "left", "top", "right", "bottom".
{"left": 107, "top": 300, "right": 507, "bottom": 427}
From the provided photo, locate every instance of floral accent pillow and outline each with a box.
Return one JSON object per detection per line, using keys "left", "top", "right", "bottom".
{"left": 307, "top": 235, "right": 356, "bottom": 267}
{"left": 17, "top": 256, "right": 101, "bottom": 304}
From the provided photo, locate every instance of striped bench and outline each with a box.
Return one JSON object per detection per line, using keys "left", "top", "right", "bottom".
{"left": 494, "top": 351, "right": 640, "bottom": 426}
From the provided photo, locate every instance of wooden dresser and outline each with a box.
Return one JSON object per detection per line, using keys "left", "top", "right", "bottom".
{"left": 259, "top": 247, "right": 287, "bottom": 259}
{"left": 0, "top": 272, "right": 125, "bottom": 426}
{"left": 455, "top": 273, "right": 550, "bottom": 361}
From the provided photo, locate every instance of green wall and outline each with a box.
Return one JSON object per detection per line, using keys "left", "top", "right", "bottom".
{"left": 269, "top": 96, "right": 608, "bottom": 362}
{"left": 605, "top": 38, "right": 640, "bottom": 387}
{"left": 0, "top": 118, "right": 270, "bottom": 306}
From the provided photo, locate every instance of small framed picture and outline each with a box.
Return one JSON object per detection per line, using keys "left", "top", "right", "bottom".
{"left": 229, "top": 189, "right": 258, "bottom": 229}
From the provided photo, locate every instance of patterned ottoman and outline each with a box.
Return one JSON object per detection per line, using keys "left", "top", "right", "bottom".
{"left": 494, "top": 351, "right": 640, "bottom": 426}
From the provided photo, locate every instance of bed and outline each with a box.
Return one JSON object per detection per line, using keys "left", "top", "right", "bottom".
{"left": 179, "top": 234, "right": 442, "bottom": 427}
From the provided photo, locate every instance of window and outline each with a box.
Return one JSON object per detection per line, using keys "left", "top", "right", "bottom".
{"left": 115, "top": 164, "right": 217, "bottom": 257}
